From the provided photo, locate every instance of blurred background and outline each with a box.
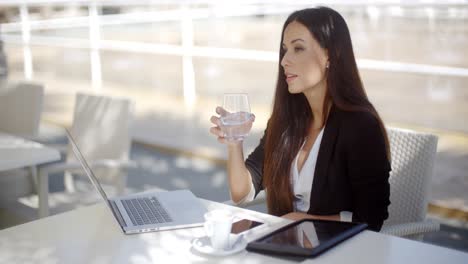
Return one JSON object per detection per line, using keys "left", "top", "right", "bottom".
{"left": 0, "top": 0, "right": 467, "bottom": 252}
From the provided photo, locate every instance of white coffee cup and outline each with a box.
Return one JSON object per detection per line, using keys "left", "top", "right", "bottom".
{"left": 204, "top": 209, "right": 233, "bottom": 250}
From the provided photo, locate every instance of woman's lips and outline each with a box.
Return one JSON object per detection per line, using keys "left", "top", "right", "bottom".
{"left": 286, "top": 74, "right": 297, "bottom": 83}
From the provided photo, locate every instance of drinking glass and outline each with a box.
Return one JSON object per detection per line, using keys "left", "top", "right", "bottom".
{"left": 220, "top": 93, "right": 253, "bottom": 141}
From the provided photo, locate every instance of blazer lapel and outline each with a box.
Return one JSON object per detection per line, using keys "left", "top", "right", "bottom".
{"left": 309, "top": 106, "right": 340, "bottom": 212}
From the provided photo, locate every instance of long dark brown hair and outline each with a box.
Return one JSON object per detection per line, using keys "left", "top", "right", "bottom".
{"left": 263, "top": 7, "right": 390, "bottom": 216}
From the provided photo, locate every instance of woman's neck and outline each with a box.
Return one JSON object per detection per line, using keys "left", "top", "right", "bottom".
{"left": 304, "top": 84, "right": 328, "bottom": 130}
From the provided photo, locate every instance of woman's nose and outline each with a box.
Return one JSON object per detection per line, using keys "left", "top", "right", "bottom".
{"left": 281, "top": 54, "right": 289, "bottom": 67}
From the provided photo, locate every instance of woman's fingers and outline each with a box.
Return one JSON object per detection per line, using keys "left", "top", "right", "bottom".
{"left": 210, "top": 115, "right": 221, "bottom": 126}
{"left": 211, "top": 127, "right": 229, "bottom": 144}
{"left": 217, "top": 137, "right": 227, "bottom": 144}
{"left": 210, "top": 108, "right": 226, "bottom": 143}
{"left": 210, "top": 126, "right": 225, "bottom": 137}
{"left": 216, "top": 106, "right": 229, "bottom": 116}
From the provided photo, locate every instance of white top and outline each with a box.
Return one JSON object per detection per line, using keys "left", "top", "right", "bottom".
{"left": 291, "top": 128, "right": 325, "bottom": 212}
{"left": 1, "top": 200, "right": 467, "bottom": 264}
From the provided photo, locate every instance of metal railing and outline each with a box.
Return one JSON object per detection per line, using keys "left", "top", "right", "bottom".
{"left": 1, "top": 0, "right": 468, "bottom": 107}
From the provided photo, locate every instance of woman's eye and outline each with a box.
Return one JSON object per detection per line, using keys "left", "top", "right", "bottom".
{"left": 294, "top": 47, "right": 304, "bottom": 52}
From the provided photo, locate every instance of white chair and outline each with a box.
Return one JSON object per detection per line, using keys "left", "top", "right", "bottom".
{"left": 0, "top": 81, "right": 44, "bottom": 204}
{"left": 380, "top": 127, "right": 440, "bottom": 239}
{"left": 37, "top": 93, "right": 137, "bottom": 218}
{"left": 225, "top": 127, "right": 440, "bottom": 239}
{"left": 0, "top": 81, "right": 44, "bottom": 139}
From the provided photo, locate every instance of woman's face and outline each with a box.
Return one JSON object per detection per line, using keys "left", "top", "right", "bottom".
{"left": 281, "top": 21, "right": 329, "bottom": 95}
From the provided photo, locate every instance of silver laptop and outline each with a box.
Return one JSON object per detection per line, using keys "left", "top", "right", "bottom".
{"left": 65, "top": 129, "right": 207, "bottom": 234}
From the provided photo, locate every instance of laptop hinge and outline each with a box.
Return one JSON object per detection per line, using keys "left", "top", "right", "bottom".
{"left": 109, "top": 200, "right": 127, "bottom": 228}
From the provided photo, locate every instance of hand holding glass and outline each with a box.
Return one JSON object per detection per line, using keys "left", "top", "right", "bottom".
{"left": 219, "top": 93, "right": 254, "bottom": 141}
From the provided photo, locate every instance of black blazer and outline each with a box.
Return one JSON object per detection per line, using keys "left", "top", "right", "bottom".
{"left": 245, "top": 106, "right": 391, "bottom": 231}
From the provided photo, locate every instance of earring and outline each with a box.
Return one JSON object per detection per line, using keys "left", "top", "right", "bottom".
{"left": 326, "top": 63, "right": 330, "bottom": 69}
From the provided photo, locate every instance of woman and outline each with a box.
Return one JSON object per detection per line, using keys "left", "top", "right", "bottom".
{"left": 210, "top": 7, "right": 391, "bottom": 231}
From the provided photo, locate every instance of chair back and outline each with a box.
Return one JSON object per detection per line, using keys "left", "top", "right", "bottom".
{"left": 0, "top": 81, "right": 44, "bottom": 138}
{"left": 66, "top": 93, "right": 134, "bottom": 186}
{"left": 383, "top": 127, "right": 438, "bottom": 227}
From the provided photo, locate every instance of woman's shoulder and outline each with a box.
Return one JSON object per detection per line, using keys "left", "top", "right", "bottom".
{"left": 332, "top": 108, "right": 386, "bottom": 148}
{"left": 336, "top": 108, "right": 380, "bottom": 129}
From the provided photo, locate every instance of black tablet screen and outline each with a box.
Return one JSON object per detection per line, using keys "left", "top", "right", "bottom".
{"left": 259, "top": 221, "right": 355, "bottom": 249}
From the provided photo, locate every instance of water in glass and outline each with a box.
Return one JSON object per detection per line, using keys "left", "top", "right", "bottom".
{"left": 220, "top": 94, "right": 252, "bottom": 141}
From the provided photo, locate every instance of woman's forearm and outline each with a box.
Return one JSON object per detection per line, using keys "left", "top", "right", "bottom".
{"left": 282, "top": 212, "right": 340, "bottom": 221}
{"left": 226, "top": 143, "right": 253, "bottom": 203}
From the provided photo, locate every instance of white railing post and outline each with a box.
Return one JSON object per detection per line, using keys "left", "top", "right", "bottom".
{"left": 89, "top": 1, "right": 102, "bottom": 92}
{"left": 181, "top": 4, "right": 196, "bottom": 110}
{"left": 20, "top": 3, "right": 33, "bottom": 80}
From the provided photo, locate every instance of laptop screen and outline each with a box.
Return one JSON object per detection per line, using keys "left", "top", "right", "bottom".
{"left": 65, "top": 129, "right": 110, "bottom": 203}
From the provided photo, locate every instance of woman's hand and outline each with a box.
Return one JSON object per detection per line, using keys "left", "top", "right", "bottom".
{"left": 209, "top": 106, "right": 255, "bottom": 146}
{"left": 282, "top": 212, "right": 340, "bottom": 221}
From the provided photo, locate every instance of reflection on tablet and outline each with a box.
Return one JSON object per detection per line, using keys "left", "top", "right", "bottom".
{"left": 261, "top": 221, "right": 354, "bottom": 250}
{"left": 298, "top": 222, "right": 319, "bottom": 248}
{"left": 231, "top": 219, "right": 264, "bottom": 234}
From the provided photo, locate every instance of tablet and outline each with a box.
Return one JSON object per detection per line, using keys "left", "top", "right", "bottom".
{"left": 246, "top": 219, "right": 367, "bottom": 258}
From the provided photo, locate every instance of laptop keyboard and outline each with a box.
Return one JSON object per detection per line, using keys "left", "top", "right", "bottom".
{"left": 121, "top": 197, "right": 173, "bottom": 226}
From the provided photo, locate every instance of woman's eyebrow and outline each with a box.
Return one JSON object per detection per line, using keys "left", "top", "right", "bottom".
{"left": 291, "top": 38, "right": 305, "bottom": 44}
{"left": 282, "top": 38, "right": 305, "bottom": 46}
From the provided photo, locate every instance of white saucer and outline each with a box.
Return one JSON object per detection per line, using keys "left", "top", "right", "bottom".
{"left": 191, "top": 235, "right": 248, "bottom": 257}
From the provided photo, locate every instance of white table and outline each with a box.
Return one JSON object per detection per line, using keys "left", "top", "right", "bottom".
{"left": 0, "top": 199, "right": 467, "bottom": 264}
{"left": 0, "top": 132, "right": 60, "bottom": 172}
